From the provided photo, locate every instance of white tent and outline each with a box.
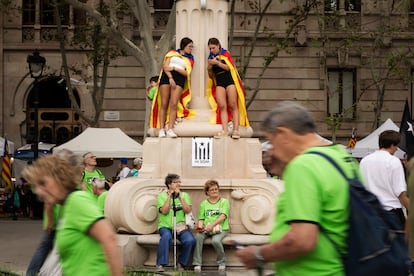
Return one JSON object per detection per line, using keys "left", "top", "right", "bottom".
{"left": 349, "top": 118, "right": 405, "bottom": 158}
{"left": 0, "top": 137, "right": 14, "bottom": 156}
{"left": 53, "top": 127, "right": 143, "bottom": 158}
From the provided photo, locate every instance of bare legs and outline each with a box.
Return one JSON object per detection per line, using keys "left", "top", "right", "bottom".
{"left": 159, "top": 83, "right": 183, "bottom": 138}
{"left": 215, "top": 84, "right": 239, "bottom": 138}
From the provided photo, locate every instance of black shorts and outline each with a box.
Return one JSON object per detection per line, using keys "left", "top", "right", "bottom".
{"left": 159, "top": 71, "right": 186, "bottom": 88}
{"left": 215, "top": 71, "right": 234, "bottom": 88}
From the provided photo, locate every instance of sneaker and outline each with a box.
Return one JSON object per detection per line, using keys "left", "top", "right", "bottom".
{"left": 156, "top": 265, "right": 165, "bottom": 272}
{"left": 166, "top": 128, "right": 177, "bottom": 138}
{"left": 214, "top": 131, "right": 228, "bottom": 139}
{"left": 177, "top": 263, "right": 184, "bottom": 271}
{"left": 158, "top": 129, "right": 166, "bottom": 138}
{"left": 218, "top": 264, "right": 226, "bottom": 272}
{"left": 231, "top": 130, "right": 240, "bottom": 139}
{"left": 194, "top": 265, "right": 201, "bottom": 272}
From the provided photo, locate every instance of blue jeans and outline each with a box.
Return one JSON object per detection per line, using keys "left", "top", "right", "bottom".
{"left": 26, "top": 231, "right": 55, "bottom": 276}
{"left": 157, "top": 227, "right": 195, "bottom": 267}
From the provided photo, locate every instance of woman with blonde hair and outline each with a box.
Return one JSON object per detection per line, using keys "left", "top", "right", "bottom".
{"left": 22, "top": 154, "right": 122, "bottom": 276}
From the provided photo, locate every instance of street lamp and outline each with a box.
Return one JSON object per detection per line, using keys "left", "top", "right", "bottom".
{"left": 27, "top": 49, "right": 46, "bottom": 160}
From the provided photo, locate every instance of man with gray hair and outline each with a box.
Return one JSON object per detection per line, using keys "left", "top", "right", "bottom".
{"left": 127, "top": 157, "right": 142, "bottom": 177}
{"left": 92, "top": 177, "right": 107, "bottom": 215}
{"left": 236, "top": 101, "right": 359, "bottom": 275}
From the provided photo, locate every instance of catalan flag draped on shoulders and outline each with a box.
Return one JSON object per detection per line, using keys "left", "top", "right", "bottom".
{"left": 1, "top": 138, "right": 12, "bottom": 190}
{"left": 149, "top": 49, "right": 195, "bottom": 128}
{"left": 206, "top": 48, "right": 250, "bottom": 127}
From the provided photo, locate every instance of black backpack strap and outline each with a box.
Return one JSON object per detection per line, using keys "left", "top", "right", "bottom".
{"left": 306, "top": 151, "right": 352, "bottom": 261}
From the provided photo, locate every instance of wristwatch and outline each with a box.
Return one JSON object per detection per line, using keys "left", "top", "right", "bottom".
{"left": 255, "top": 246, "right": 265, "bottom": 267}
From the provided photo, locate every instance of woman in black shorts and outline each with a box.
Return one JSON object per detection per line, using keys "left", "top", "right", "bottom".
{"left": 207, "top": 38, "right": 249, "bottom": 139}
{"left": 154, "top": 37, "right": 194, "bottom": 138}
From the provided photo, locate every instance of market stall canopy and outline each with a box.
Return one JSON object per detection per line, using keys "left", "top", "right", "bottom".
{"left": 0, "top": 138, "right": 14, "bottom": 156}
{"left": 53, "top": 127, "right": 143, "bottom": 158}
{"left": 349, "top": 118, "right": 405, "bottom": 159}
{"left": 14, "top": 142, "right": 55, "bottom": 160}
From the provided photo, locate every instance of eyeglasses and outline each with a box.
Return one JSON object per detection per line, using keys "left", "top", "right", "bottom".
{"left": 208, "top": 188, "right": 219, "bottom": 192}
{"left": 88, "top": 155, "right": 96, "bottom": 159}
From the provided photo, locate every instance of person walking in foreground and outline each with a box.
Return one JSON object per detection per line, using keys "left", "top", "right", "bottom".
{"left": 236, "top": 101, "right": 355, "bottom": 276}
{"left": 206, "top": 37, "right": 249, "bottom": 139}
{"left": 156, "top": 173, "right": 195, "bottom": 272}
{"left": 22, "top": 153, "right": 123, "bottom": 276}
{"left": 150, "top": 37, "right": 195, "bottom": 138}
{"left": 360, "top": 130, "right": 409, "bottom": 229}
{"left": 193, "top": 179, "right": 230, "bottom": 272}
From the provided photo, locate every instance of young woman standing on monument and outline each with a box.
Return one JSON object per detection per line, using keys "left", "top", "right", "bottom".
{"left": 150, "top": 37, "right": 195, "bottom": 138}
{"left": 206, "top": 37, "right": 250, "bottom": 139}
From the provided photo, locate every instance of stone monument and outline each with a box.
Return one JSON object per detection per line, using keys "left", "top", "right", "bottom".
{"left": 105, "top": 0, "right": 282, "bottom": 269}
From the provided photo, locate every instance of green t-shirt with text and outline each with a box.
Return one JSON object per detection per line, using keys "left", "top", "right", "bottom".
{"left": 82, "top": 169, "right": 105, "bottom": 196}
{"left": 197, "top": 197, "right": 230, "bottom": 231}
{"left": 157, "top": 191, "right": 191, "bottom": 229}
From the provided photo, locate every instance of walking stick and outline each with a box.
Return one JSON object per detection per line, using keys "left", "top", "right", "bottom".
{"left": 172, "top": 194, "right": 177, "bottom": 270}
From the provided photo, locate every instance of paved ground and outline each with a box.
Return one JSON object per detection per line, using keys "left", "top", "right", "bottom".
{"left": 0, "top": 217, "right": 272, "bottom": 276}
{"left": 0, "top": 217, "right": 43, "bottom": 275}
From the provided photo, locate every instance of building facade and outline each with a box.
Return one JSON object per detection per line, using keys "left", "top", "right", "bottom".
{"left": 1, "top": 0, "right": 414, "bottom": 149}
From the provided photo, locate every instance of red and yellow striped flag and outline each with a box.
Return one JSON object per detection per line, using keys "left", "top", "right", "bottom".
{"left": 347, "top": 128, "right": 357, "bottom": 149}
{"left": 1, "top": 138, "right": 12, "bottom": 190}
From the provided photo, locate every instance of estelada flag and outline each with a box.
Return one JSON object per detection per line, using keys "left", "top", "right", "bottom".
{"left": 347, "top": 128, "right": 357, "bottom": 149}
{"left": 399, "top": 99, "right": 414, "bottom": 159}
{"left": 1, "top": 138, "right": 12, "bottom": 190}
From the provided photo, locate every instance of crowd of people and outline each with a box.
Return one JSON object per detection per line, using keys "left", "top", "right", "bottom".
{"left": 17, "top": 34, "right": 414, "bottom": 276}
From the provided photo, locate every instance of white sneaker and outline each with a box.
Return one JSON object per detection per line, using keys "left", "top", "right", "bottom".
{"left": 166, "top": 128, "right": 177, "bottom": 138}
{"left": 218, "top": 264, "right": 226, "bottom": 271}
{"left": 158, "top": 129, "right": 166, "bottom": 138}
{"left": 194, "top": 265, "right": 201, "bottom": 272}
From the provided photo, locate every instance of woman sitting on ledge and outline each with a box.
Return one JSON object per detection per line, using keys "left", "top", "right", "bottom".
{"left": 193, "top": 179, "right": 230, "bottom": 272}
{"left": 156, "top": 173, "right": 195, "bottom": 272}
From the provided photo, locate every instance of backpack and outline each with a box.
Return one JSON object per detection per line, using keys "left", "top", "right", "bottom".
{"left": 307, "top": 151, "right": 411, "bottom": 276}
{"left": 126, "top": 169, "right": 138, "bottom": 177}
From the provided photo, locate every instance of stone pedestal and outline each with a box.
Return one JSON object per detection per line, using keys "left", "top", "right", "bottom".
{"left": 106, "top": 0, "right": 280, "bottom": 270}
{"left": 106, "top": 138, "right": 283, "bottom": 268}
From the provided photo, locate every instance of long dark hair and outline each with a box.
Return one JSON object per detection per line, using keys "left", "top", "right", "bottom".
{"left": 180, "top": 37, "right": 193, "bottom": 50}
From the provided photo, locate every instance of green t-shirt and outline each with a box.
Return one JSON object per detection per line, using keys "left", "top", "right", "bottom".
{"left": 148, "top": 86, "right": 157, "bottom": 100}
{"left": 271, "top": 145, "right": 355, "bottom": 276}
{"left": 197, "top": 197, "right": 230, "bottom": 231}
{"left": 82, "top": 169, "right": 105, "bottom": 196}
{"left": 97, "top": 191, "right": 108, "bottom": 215}
{"left": 56, "top": 191, "right": 109, "bottom": 276}
{"left": 157, "top": 191, "right": 191, "bottom": 229}
{"left": 42, "top": 204, "right": 61, "bottom": 230}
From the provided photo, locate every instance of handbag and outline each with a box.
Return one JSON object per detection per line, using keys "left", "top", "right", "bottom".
{"left": 38, "top": 246, "right": 62, "bottom": 276}
{"left": 175, "top": 221, "right": 188, "bottom": 234}
{"left": 207, "top": 223, "right": 222, "bottom": 235}
{"left": 185, "top": 212, "right": 196, "bottom": 229}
